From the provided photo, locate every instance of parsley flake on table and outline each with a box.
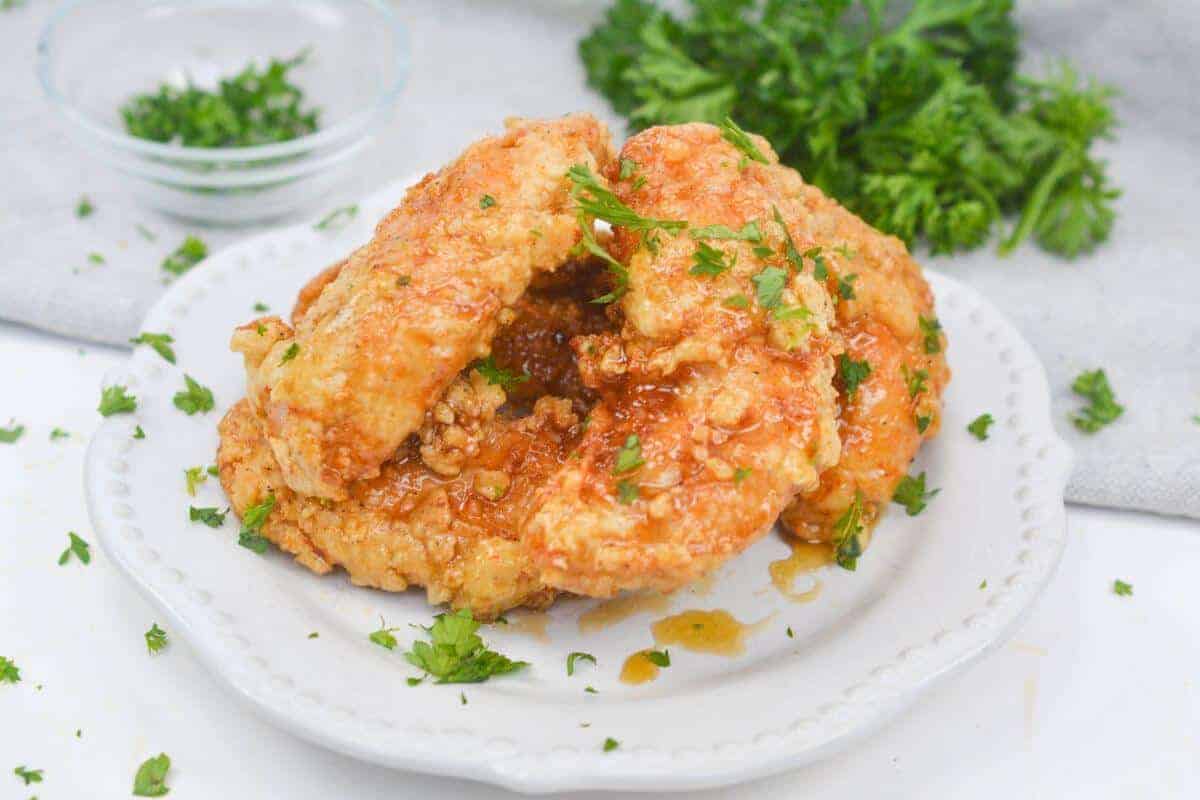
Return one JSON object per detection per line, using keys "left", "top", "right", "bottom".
{"left": 161, "top": 235, "right": 208, "bottom": 277}
{"left": 0, "top": 422, "right": 24, "bottom": 443}
{"left": 968, "top": 413, "right": 995, "bottom": 441}
{"left": 98, "top": 385, "right": 137, "bottom": 416}
{"left": 238, "top": 494, "right": 275, "bottom": 554}
{"left": 76, "top": 195, "right": 94, "bottom": 218}
{"left": 902, "top": 365, "right": 929, "bottom": 398}
{"left": 567, "top": 651, "right": 597, "bottom": 676}
{"left": 129, "top": 332, "right": 176, "bottom": 364}
{"left": 404, "top": 608, "right": 528, "bottom": 684}
{"left": 1113, "top": 579, "right": 1133, "bottom": 597}
{"left": 893, "top": 472, "right": 939, "bottom": 516}
{"left": 751, "top": 265, "right": 787, "bottom": 310}
{"left": 132, "top": 752, "right": 171, "bottom": 797}
{"left": 689, "top": 241, "right": 735, "bottom": 277}
{"left": 479, "top": 194, "right": 496, "bottom": 210}
{"left": 473, "top": 355, "right": 530, "bottom": 392}
{"left": 314, "top": 204, "right": 358, "bottom": 232}
{"left": 189, "top": 506, "right": 227, "bottom": 528}
{"left": 616, "top": 479, "right": 639, "bottom": 505}
{"left": 689, "top": 221, "right": 762, "bottom": 242}
{"left": 0, "top": 656, "right": 19, "bottom": 684}
{"left": 13, "top": 765, "right": 42, "bottom": 785}
{"left": 50, "top": 427, "right": 70, "bottom": 441}
{"left": 183, "top": 466, "right": 207, "bottom": 496}
{"left": 123, "top": 50, "right": 318, "bottom": 148}
{"left": 832, "top": 492, "right": 865, "bottom": 571}
{"left": 1070, "top": 368, "right": 1123, "bottom": 433}
{"left": 644, "top": 649, "right": 670, "bottom": 667}
{"left": 612, "top": 435, "right": 645, "bottom": 474}
{"left": 837, "top": 354, "right": 871, "bottom": 398}
{"left": 173, "top": 374, "right": 214, "bottom": 415}
{"left": 719, "top": 117, "right": 768, "bottom": 164}
{"left": 603, "top": 737, "right": 620, "bottom": 752}
{"left": 919, "top": 316, "right": 943, "bottom": 354}
{"left": 145, "top": 623, "right": 168, "bottom": 655}
{"left": 58, "top": 532, "right": 91, "bottom": 566}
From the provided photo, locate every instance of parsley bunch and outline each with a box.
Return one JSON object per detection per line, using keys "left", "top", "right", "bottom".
{"left": 122, "top": 51, "right": 320, "bottom": 148}
{"left": 580, "top": 0, "right": 1118, "bottom": 257}
{"left": 405, "top": 609, "right": 528, "bottom": 684}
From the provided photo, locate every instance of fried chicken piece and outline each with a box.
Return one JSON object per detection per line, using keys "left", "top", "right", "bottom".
{"left": 523, "top": 122, "right": 844, "bottom": 598}
{"left": 233, "top": 114, "right": 615, "bottom": 501}
{"left": 777, "top": 186, "right": 950, "bottom": 541}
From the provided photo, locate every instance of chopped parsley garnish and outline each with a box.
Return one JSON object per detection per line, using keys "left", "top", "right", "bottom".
{"left": 752, "top": 245, "right": 775, "bottom": 260}
{"left": 1071, "top": 368, "right": 1123, "bottom": 433}
{"left": 207, "top": 465, "right": 219, "bottom": 477}
{"left": 574, "top": 211, "right": 631, "bottom": 304}
{"left": 733, "top": 467, "right": 752, "bottom": 484}
{"left": 567, "top": 163, "right": 686, "bottom": 235}
{"left": 145, "top": 623, "right": 168, "bottom": 655}
{"left": 0, "top": 422, "right": 24, "bottom": 443}
{"left": 58, "top": 532, "right": 91, "bottom": 566}
{"left": 173, "top": 374, "right": 214, "bottom": 415}
{"left": 585, "top": 685, "right": 598, "bottom": 694}
{"left": 1113, "top": 579, "right": 1133, "bottom": 597}
{"left": 184, "top": 466, "right": 207, "bottom": 496}
{"left": 13, "top": 765, "right": 42, "bottom": 785}
{"left": 122, "top": 50, "right": 318, "bottom": 147}
{"left": 836, "top": 273, "right": 858, "bottom": 300}
{"left": 406, "top": 676, "right": 423, "bottom": 686}
{"left": 831, "top": 492, "right": 865, "bottom": 570}
{"left": 892, "top": 472, "right": 939, "bottom": 516}
{"left": 403, "top": 608, "right": 529, "bottom": 684}
{"left": 772, "top": 206, "right": 803, "bottom": 271}
{"left": 50, "top": 427, "right": 70, "bottom": 441}
{"left": 603, "top": 737, "right": 620, "bottom": 752}
{"left": 919, "top": 316, "right": 943, "bottom": 354}
{"left": 369, "top": 619, "right": 400, "bottom": 650}
{"left": 314, "top": 204, "right": 358, "bottom": 231}
{"left": 567, "top": 651, "right": 597, "bottom": 676}
{"left": 88, "top": 252, "right": 106, "bottom": 265}
{"left": 720, "top": 117, "right": 768, "bottom": 164}
{"left": 689, "top": 241, "right": 735, "bottom": 277}
{"left": 238, "top": 494, "right": 275, "bottom": 554}
{"left": 189, "top": 506, "right": 227, "bottom": 528}
{"left": 460, "top": 691, "right": 468, "bottom": 705}
{"left": 803, "top": 246, "right": 828, "bottom": 280}
{"left": 129, "top": 331, "right": 176, "bottom": 364}
{"left": 612, "top": 435, "right": 645, "bottom": 474}
{"left": 279, "top": 342, "right": 300, "bottom": 365}
{"left": 772, "top": 304, "right": 811, "bottom": 322}
{"left": 837, "top": 354, "right": 872, "bottom": 398}
{"left": 967, "top": 413, "right": 995, "bottom": 440}
{"left": 786, "top": 626, "right": 794, "bottom": 638}
{"left": 161, "top": 235, "right": 208, "bottom": 276}
{"left": 0, "top": 656, "right": 20, "bottom": 684}
{"left": 99, "top": 385, "right": 137, "bottom": 416}
{"left": 644, "top": 649, "right": 671, "bottom": 667}
{"left": 479, "top": 194, "right": 496, "bottom": 209}
{"left": 979, "top": 579, "right": 988, "bottom": 590}
{"left": 133, "top": 425, "right": 146, "bottom": 440}
{"left": 616, "top": 479, "right": 639, "bottom": 505}
{"left": 308, "top": 632, "right": 320, "bottom": 639}
{"left": 473, "top": 355, "right": 530, "bottom": 392}
{"left": 915, "top": 414, "right": 932, "bottom": 434}
{"left": 689, "top": 221, "right": 762, "bottom": 242}
{"left": 751, "top": 265, "right": 787, "bottom": 310}
{"left": 76, "top": 196, "right": 94, "bottom": 218}
{"left": 132, "top": 753, "right": 171, "bottom": 797}
{"left": 722, "top": 294, "right": 750, "bottom": 309}
{"left": 253, "top": 302, "right": 269, "bottom": 312}
{"left": 136, "top": 224, "right": 157, "bottom": 242}
{"left": 619, "top": 158, "right": 639, "bottom": 180}
{"left": 902, "top": 365, "right": 929, "bottom": 397}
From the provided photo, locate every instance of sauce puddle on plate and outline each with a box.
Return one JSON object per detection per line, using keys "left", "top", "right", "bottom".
{"left": 619, "top": 651, "right": 662, "bottom": 685}
{"left": 769, "top": 541, "right": 833, "bottom": 602}
{"left": 502, "top": 611, "right": 551, "bottom": 642}
{"left": 578, "top": 592, "right": 670, "bottom": 634}
{"left": 619, "top": 609, "right": 766, "bottom": 685}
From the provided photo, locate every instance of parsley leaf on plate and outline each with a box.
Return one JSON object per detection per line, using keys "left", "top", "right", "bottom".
{"left": 238, "top": 494, "right": 275, "bottom": 554}
{"left": 968, "top": 413, "right": 995, "bottom": 440}
{"left": 0, "top": 422, "right": 24, "bottom": 443}
{"left": 50, "top": 427, "right": 70, "bottom": 441}
{"left": 173, "top": 374, "right": 214, "bottom": 415}
{"left": 129, "top": 331, "right": 176, "bottom": 364}
{"left": 370, "top": 619, "right": 401, "bottom": 650}
{"left": 404, "top": 609, "right": 528, "bottom": 684}
{"left": 13, "top": 765, "right": 42, "bottom": 785}
{"left": 253, "top": 302, "right": 269, "bottom": 312}
{"left": 58, "top": 532, "right": 91, "bottom": 566}
{"left": 133, "top": 425, "right": 146, "bottom": 440}
{"left": 603, "top": 737, "right": 620, "bottom": 752}
{"left": 892, "top": 472, "right": 939, "bottom": 516}
{"left": 189, "top": 506, "right": 227, "bottom": 528}
{"left": 99, "top": 385, "right": 137, "bottom": 416}
{"left": 1113, "top": 579, "right": 1133, "bottom": 597}
{"left": 76, "top": 195, "right": 94, "bottom": 218}
{"left": 132, "top": 753, "right": 171, "bottom": 797}
{"left": 145, "top": 623, "right": 168, "bottom": 654}
{"left": 567, "top": 651, "right": 597, "bottom": 676}
{"left": 644, "top": 649, "right": 670, "bottom": 667}
{"left": 161, "top": 235, "right": 207, "bottom": 277}
{"left": 0, "top": 656, "right": 20, "bottom": 684}
{"left": 183, "top": 466, "right": 207, "bottom": 497}
{"left": 1071, "top": 368, "right": 1123, "bottom": 433}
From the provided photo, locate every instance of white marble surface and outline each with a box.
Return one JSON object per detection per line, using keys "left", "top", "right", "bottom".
{"left": 0, "top": 320, "right": 1196, "bottom": 798}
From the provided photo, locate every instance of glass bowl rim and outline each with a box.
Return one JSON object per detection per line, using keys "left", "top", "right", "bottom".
{"left": 36, "top": 0, "right": 408, "bottom": 163}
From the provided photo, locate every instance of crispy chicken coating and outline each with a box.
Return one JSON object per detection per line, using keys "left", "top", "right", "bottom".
{"left": 523, "top": 122, "right": 844, "bottom": 597}
{"left": 232, "top": 114, "right": 615, "bottom": 500}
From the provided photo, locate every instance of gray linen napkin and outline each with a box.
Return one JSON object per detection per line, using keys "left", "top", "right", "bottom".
{"left": 1, "top": 0, "right": 1196, "bottom": 517}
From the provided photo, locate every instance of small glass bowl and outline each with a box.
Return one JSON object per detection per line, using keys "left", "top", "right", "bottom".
{"left": 37, "top": 0, "right": 407, "bottom": 224}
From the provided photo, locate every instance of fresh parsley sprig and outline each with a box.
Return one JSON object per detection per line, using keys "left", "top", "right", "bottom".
{"left": 403, "top": 609, "right": 528, "bottom": 684}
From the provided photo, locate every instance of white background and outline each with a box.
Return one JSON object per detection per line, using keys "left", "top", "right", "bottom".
{"left": 1, "top": 323, "right": 1197, "bottom": 798}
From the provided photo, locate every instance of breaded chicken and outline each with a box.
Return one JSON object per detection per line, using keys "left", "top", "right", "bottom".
{"left": 777, "top": 186, "right": 949, "bottom": 541}
{"left": 523, "top": 123, "right": 844, "bottom": 597}
{"left": 233, "top": 114, "right": 615, "bottom": 501}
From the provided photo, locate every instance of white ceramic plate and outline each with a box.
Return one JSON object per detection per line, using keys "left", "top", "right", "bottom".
{"left": 85, "top": 180, "right": 1071, "bottom": 794}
